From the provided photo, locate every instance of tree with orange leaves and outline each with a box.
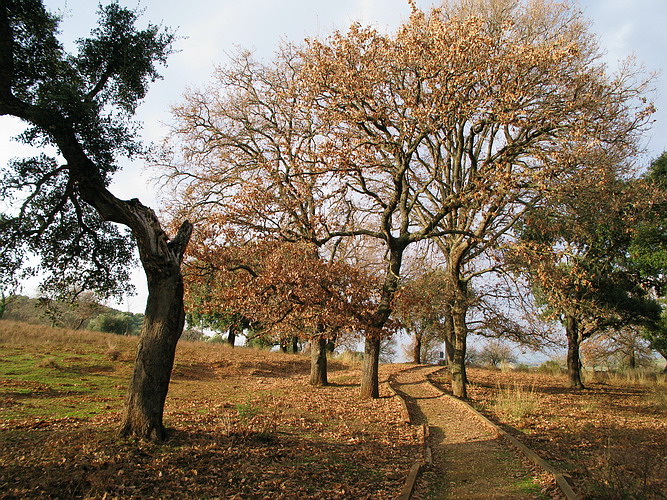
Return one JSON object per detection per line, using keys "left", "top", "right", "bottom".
{"left": 161, "top": 0, "right": 654, "bottom": 399}
{"left": 183, "top": 238, "right": 383, "bottom": 386}
{"left": 296, "top": 0, "right": 654, "bottom": 397}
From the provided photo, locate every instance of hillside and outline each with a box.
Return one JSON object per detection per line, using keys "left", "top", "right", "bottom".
{"left": 0, "top": 320, "right": 419, "bottom": 499}
{"left": 1, "top": 295, "right": 144, "bottom": 335}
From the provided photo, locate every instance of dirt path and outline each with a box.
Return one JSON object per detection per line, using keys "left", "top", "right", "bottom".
{"left": 392, "top": 366, "right": 548, "bottom": 499}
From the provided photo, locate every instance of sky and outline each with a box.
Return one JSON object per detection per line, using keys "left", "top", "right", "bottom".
{"left": 1, "top": 0, "right": 666, "bottom": 319}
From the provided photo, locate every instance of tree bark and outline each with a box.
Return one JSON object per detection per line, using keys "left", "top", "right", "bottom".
{"left": 450, "top": 308, "right": 468, "bottom": 398}
{"left": 292, "top": 336, "right": 300, "bottom": 353}
{"left": 360, "top": 244, "right": 403, "bottom": 399}
{"left": 309, "top": 336, "right": 328, "bottom": 386}
{"left": 566, "top": 314, "right": 585, "bottom": 389}
{"left": 361, "top": 336, "right": 381, "bottom": 398}
{"left": 227, "top": 324, "right": 237, "bottom": 347}
{"left": 413, "top": 332, "right": 422, "bottom": 364}
{"left": 0, "top": 12, "right": 193, "bottom": 441}
{"left": 118, "top": 219, "right": 192, "bottom": 441}
{"left": 119, "top": 269, "right": 186, "bottom": 441}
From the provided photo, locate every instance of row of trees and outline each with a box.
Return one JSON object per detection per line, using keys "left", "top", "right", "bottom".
{"left": 159, "top": 0, "right": 663, "bottom": 398}
{"left": 1, "top": 0, "right": 664, "bottom": 439}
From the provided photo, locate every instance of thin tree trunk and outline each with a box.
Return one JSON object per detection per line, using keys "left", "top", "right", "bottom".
{"left": 361, "top": 336, "right": 381, "bottom": 398}
{"left": 292, "top": 336, "right": 299, "bottom": 353}
{"left": 627, "top": 352, "right": 636, "bottom": 370}
{"left": 326, "top": 332, "right": 337, "bottom": 353}
{"left": 566, "top": 314, "right": 585, "bottom": 389}
{"left": 309, "top": 336, "right": 328, "bottom": 386}
{"left": 413, "top": 332, "right": 422, "bottom": 364}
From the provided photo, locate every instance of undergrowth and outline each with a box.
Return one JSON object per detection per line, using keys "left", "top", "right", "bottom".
{"left": 492, "top": 383, "right": 541, "bottom": 421}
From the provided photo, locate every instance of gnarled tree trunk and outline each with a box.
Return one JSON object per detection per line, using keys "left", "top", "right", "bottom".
{"left": 360, "top": 245, "right": 403, "bottom": 399}
{"left": 118, "top": 215, "right": 192, "bottom": 440}
{"left": 450, "top": 308, "right": 468, "bottom": 398}
{"left": 119, "top": 270, "right": 186, "bottom": 441}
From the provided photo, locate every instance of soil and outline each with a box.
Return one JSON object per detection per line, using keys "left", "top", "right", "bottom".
{"left": 391, "top": 366, "right": 554, "bottom": 499}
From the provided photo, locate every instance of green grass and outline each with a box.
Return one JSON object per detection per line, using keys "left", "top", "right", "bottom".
{"left": 0, "top": 349, "right": 127, "bottom": 420}
{"left": 513, "top": 476, "right": 549, "bottom": 498}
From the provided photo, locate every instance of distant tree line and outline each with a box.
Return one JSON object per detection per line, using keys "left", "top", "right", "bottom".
{"left": 1, "top": 294, "right": 144, "bottom": 336}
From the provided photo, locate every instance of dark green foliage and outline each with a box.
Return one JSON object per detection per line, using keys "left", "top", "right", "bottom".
{"left": 629, "top": 152, "right": 667, "bottom": 295}
{"left": 0, "top": 1, "right": 174, "bottom": 302}
{"left": 88, "top": 312, "right": 143, "bottom": 336}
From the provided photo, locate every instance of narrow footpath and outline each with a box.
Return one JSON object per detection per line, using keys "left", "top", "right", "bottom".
{"left": 392, "top": 366, "right": 548, "bottom": 499}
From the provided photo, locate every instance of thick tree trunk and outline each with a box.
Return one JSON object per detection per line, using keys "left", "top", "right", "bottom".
{"left": 227, "top": 324, "right": 237, "bottom": 347}
{"left": 292, "top": 336, "right": 300, "bottom": 353}
{"left": 566, "top": 314, "right": 585, "bottom": 390}
{"left": 450, "top": 309, "right": 468, "bottom": 398}
{"left": 361, "top": 336, "right": 381, "bottom": 398}
{"left": 413, "top": 332, "right": 422, "bottom": 364}
{"left": 119, "top": 270, "right": 187, "bottom": 441}
{"left": 309, "top": 336, "right": 328, "bottom": 386}
{"left": 443, "top": 315, "right": 455, "bottom": 368}
{"left": 360, "top": 245, "right": 404, "bottom": 399}
{"left": 116, "top": 217, "right": 192, "bottom": 441}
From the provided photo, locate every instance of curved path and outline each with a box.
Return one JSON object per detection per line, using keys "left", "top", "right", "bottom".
{"left": 392, "top": 366, "right": 547, "bottom": 499}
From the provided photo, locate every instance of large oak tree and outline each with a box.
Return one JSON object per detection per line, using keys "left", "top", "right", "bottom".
{"left": 0, "top": 1, "right": 191, "bottom": 440}
{"left": 297, "top": 0, "right": 654, "bottom": 397}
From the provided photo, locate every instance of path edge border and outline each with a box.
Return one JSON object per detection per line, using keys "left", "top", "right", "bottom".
{"left": 388, "top": 369, "right": 432, "bottom": 500}
{"left": 425, "top": 370, "right": 581, "bottom": 500}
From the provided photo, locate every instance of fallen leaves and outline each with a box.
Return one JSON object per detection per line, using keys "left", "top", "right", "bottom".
{"left": 0, "top": 323, "right": 421, "bottom": 499}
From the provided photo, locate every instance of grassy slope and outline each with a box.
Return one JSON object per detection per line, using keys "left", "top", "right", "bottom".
{"left": 0, "top": 320, "right": 420, "bottom": 499}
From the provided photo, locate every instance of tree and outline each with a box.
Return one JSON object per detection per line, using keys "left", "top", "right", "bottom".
{"left": 298, "top": 0, "right": 653, "bottom": 398}
{"left": 394, "top": 270, "right": 452, "bottom": 364}
{"left": 513, "top": 173, "right": 660, "bottom": 388}
{"left": 478, "top": 340, "right": 517, "bottom": 369}
{"left": 183, "top": 239, "right": 381, "bottom": 386}
{"left": 0, "top": 1, "right": 191, "bottom": 440}
{"left": 644, "top": 304, "right": 667, "bottom": 372}
{"left": 89, "top": 311, "right": 144, "bottom": 336}
{"left": 629, "top": 152, "right": 667, "bottom": 294}
{"left": 581, "top": 327, "right": 655, "bottom": 371}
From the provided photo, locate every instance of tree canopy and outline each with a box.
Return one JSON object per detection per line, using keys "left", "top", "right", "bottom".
{"left": 160, "top": 0, "right": 655, "bottom": 398}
